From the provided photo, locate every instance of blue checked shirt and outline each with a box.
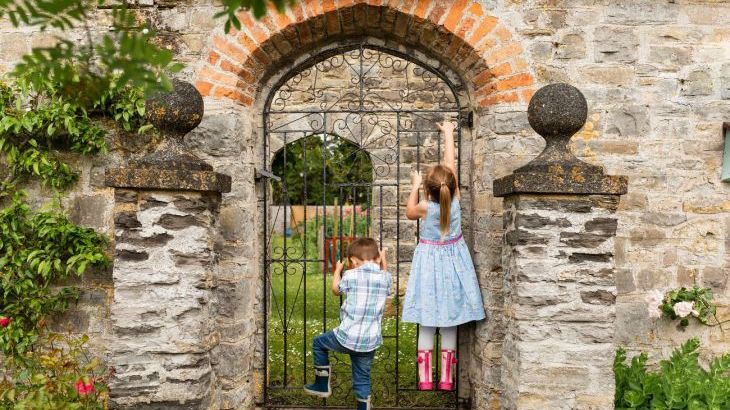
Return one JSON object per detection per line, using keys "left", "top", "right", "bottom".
{"left": 334, "top": 262, "right": 392, "bottom": 352}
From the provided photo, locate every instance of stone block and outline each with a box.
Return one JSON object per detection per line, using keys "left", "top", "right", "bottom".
{"left": 0, "top": 32, "right": 29, "bottom": 61}
{"left": 681, "top": 69, "right": 713, "bottom": 96}
{"left": 594, "top": 26, "right": 638, "bottom": 63}
{"left": 494, "top": 111, "right": 530, "bottom": 135}
{"left": 606, "top": 105, "right": 650, "bottom": 136}
{"left": 69, "top": 194, "right": 111, "bottom": 230}
{"left": 554, "top": 33, "right": 585, "bottom": 60}
{"left": 721, "top": 63, "right": 730, "bottom": 100}
{"left": 702, "top": 266, "right": 727, "bottom": 293}
{"left": 648, "top": 46, "right": 692, "bottom": 71}
{"left": 579, "top": 64, "right": 634, "bottom": 86}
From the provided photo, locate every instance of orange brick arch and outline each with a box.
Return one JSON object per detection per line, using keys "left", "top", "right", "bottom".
{"left": 195, "top": 0, "right": 535, "bottom": 108}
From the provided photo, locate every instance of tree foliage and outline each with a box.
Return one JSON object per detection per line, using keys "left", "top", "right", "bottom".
{"left": 218, "top": 0, "right": 295, "bottom": 32}
{"left": 271, "top": 134, "right": 373, "bottom": 205}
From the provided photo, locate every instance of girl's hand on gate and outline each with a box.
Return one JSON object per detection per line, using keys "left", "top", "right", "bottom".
{"left": 436, "top": 121, "right": 456, "bottom": 134}
{"left": 411, "top": 170, "right": 422, "bottom": 188}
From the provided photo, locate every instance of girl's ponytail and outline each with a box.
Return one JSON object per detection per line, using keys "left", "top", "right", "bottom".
{"left": 439, "top": 182, "right": 451, "bottom": 237}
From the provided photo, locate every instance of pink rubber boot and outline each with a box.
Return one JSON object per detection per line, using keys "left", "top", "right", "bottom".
{"left": 438, "top": 350, "right": 457, "bottom": 391}
{"left": 417, "top": 350, "right": 433, "bottom": 390}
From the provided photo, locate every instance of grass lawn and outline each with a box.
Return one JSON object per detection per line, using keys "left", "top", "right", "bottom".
{"left": 267, "top": 234, "right": 456, "bottom": 408}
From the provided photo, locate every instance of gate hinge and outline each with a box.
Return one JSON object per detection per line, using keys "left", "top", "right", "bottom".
{"left": 459, "top": 111, "right": 473, "bottom": 128}
{"left": 255, "top": 168, "right": 281, "bottom": 182}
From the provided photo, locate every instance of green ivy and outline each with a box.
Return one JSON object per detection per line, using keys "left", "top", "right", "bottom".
{"left": 0, "top": 192, "right": 109, "bottom": 357}
{"left": 615, "top": 338, "right": 730, "bottom": 409}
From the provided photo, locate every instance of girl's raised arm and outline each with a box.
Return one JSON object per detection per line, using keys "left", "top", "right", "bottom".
{"left": 406, "top": 170, "right": 427, "bottom": 220}
{"left": 437, "top": 121, "right": 460, "bottom": 198}
{"left": 437, "top": 121, "right": 457, "bottom": 181}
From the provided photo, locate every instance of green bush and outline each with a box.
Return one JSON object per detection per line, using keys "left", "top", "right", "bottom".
{"left": 615, "top": 337, "right": 730, "bottom": 409}
{"left": 0, "top": 331, "right": 109, "bottom": 409}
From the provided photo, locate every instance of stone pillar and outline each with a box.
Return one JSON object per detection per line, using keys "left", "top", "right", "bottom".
{"left": 105, "top": 81, "right": 231, "bottom": 408}
{"left": 493, "top": 84, "right": 627, "bottom": 409}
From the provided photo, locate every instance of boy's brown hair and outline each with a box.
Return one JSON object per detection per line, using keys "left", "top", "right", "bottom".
{"left": 348, "top": 238, "right": 380, "bottom": 261}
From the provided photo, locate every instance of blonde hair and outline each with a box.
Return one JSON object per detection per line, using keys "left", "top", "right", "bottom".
{"left": 423, "top": 165, "right": 457, "bottom": 236}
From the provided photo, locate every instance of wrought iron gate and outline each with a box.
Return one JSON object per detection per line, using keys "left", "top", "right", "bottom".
{"left": 262, "top": 44, "right": 464, "bottom": 409}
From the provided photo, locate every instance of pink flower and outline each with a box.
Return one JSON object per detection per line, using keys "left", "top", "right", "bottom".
{"left": 0, "top": 316, "right": 9, "bottom": 328}
{"left": 673, "top": 301, "right": 695, "bottom": 318}
{"left": 75, "top": 377, "right": 95, "bottom": 396}
{"left": 645, "top": 290, "right": 663, "bottom": 319}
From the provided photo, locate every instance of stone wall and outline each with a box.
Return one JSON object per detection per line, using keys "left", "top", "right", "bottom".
{"left": 1, "top": 0, "right": 729, "bottom": 409}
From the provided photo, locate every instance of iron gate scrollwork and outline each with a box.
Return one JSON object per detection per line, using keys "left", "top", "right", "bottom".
{"left": 263, "top": 43, "right": 465, "bottom": 409}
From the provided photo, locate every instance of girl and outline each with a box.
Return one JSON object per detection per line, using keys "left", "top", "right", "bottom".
{"left": 402, "top": 121, "right": 486, "bottom": 391}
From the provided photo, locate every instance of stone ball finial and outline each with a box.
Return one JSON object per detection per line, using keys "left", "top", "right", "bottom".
{"left": 527, "top": 83, "right": 587, "bottom": 138}
{"left": 145, "top": 79, "right": 204, "bottom": 135}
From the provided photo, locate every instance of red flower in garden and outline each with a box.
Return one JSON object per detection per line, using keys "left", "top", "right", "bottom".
{"left": 75, "top": 377, "right": 95, "bottom": 396}
{"left": 0, "top": 316, "right": 9, "bottom": 328}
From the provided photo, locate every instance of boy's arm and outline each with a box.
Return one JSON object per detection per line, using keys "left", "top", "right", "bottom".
{"left": 331, "top": 260, "right": 344, "bottom": 296}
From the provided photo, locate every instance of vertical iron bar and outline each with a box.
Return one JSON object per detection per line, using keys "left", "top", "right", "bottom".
{"left": 282, "top": 131, "right": 288, "bottom": 386}
{"left": 322, "top": 116, "right": 328, "bottom": 335}
{"left": 321, "top": 117, "right": 328, "bottom": 408}
{"left": 338, "top": 185, "right": 344, "bottom": 307}
{"left": 457, "top": 112, "right": 462, "bottom": 185}
{"left": 365, "top": 186, "right": 371, "bottom": 237}
{"left": 351, "top": 185, "right": 356, "bottom": 236}
{"left": 395, "top": 112, "right": 401, "bottom": 406}
{"left": 302, "top": 136, "right": 308, "bottom": 385}
{"left": 415, "top": 120, "right": 420, "bottom": 239}
{"left": 263, "top": 113, "right": 269, "bottom": 404}
{"left": 455, "top": 111, "right": 461, "bottom": 409}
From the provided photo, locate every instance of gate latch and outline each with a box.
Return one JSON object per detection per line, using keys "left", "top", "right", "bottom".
{"left": 459, "top": 111, "right": 473, "bottom": 128}
{"left": 255, "top": 168, "right": 281, "bottom": 182}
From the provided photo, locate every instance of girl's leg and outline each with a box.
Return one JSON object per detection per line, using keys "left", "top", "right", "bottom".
{"left": 417, "top": 326, "right": 436, "bottom": 390}
{"left": 439, "top": 326, "right": 457, "bottom": 351}
{"left": 418, "top": 326, "right": 436, "bottom": 350}
{"left": 438, "top": 326, "right": 457, "bottom": 391}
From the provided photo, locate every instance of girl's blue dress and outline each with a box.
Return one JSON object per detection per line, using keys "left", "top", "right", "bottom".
{"left": 402, "top": 198, "right": 486, "bottom": 327}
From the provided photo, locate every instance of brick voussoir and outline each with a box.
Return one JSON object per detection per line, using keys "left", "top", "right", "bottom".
{"left": 196, "top": 1, "right": 535, "bottom": 107}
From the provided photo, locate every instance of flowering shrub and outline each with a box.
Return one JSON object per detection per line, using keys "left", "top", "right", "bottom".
{"left": 0, "top": 192, "right": 109, "bottom": 357}
{"left": 645, "top": 286, "right": 719, "bottom": 328}
{"left": 614, "top": 338, "right": 730, "bottom": 409}
{"left": 0, "top": 331, "right": 110, "bottom": 409}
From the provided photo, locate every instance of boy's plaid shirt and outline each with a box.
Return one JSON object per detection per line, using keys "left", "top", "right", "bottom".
{"left": 334, "top": 262, "right": 392, "bottom": 352}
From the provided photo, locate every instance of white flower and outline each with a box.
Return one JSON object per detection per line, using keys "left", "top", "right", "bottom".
{"left": 673, "top": 301, "right": 695, "bottom": 318}
{"left": 645, "top": 290, "right": 664, "bottom": 319}
{"left": 142, "top": 28, "right": 149, "bottom": 34}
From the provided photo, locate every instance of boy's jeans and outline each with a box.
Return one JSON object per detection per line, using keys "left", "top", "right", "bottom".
{"left": 312, "top": 331, "right": 376, "bottom": 400}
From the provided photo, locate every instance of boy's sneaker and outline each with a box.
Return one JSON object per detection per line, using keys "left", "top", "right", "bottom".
{"left": 303, "top": 365, "right": 331, "bottom": 398}
{"left": 356, "top": 396, "right": 371, "bottom": 410}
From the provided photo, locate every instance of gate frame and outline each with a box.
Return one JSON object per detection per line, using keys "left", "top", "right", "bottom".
{"left": 260, "top": 41, "right": 470, "bottom": 409}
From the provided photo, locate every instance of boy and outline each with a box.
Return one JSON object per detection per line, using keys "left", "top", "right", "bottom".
{"left": 303, "top": 238, "right": 392, "bottom": 410}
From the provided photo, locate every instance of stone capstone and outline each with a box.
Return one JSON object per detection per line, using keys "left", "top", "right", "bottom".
{"left": 494, "top": 83, "right": 628, "bottom": 196}
{"left": 146, "top": 79, "right": 205, "bottom": 136}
